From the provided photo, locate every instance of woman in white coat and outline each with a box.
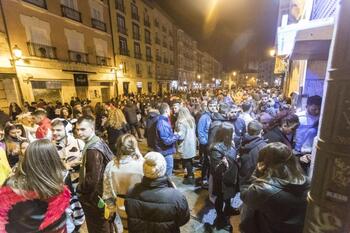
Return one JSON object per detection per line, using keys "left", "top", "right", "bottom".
{"left": 175, "top": 107, "right": 197, "bottom": 185}
{"left": 103, "top": 133, "right": 144, "bottom": 232}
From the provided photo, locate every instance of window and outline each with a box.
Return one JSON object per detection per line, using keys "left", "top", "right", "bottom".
{"left": 134, "top": 42, "right": 141, "bottom": 59}
{"left": 148, "top": 65, "right": 152, "bottom": 75}
{"left": 136, "top": 63, "right": 142, "bottom": 74}
{"left": 117, "top": 14, "right": 127, "bottom": 35}
{"left": 145, "top": 29, "right": 151, "bottom": 44}
{"left": 61, "top": 0, "right": 76, "bottom": 9}
{"left": 92, "top": 8, "right": 102, "bottom": 20}
{"left": 144, "top": 13, "right": 150, "bottom": 27}
{"left": 131, "top": 3, "right": 139, "bottom": 21}
{"left": 132, "top": 23, "right": 140, "bottom": 40}
{"left": 146, "top": 46, "right": 152, "bottom": 61}
{"left": 116, "top": 0, "right": 124, "bottom": 12}
{"left": 119, "top": 36, "right": 128, "bottom": 55}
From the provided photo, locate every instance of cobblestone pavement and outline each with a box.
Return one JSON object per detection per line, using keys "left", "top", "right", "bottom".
{"left": 81, "top": 137, "right": 240, "bottom": 233}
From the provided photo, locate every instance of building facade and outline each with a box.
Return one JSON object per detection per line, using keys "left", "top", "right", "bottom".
{"left": 110, "top": 0, "right": 156, "bottom": 95}
{"left": 1, "top": 0, "right": 116, "bottom": 105}
{"left": 0, "top": 0, "right": 223, "bottom": 109}
{"left": 153, "top": 5, "right": 176, "bottom": 94}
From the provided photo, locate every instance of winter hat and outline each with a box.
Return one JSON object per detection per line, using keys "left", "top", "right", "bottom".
{"left": 143, "top": 152, "right": 166, "bottom": 179}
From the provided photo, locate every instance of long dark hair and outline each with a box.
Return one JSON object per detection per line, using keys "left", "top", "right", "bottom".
{"left": 7, "top": 139, "right": 66, "bottom": 199}
{"left": 257, "top": 142, "right": 306, "bottom": 184}
{"left": 210, "top": 122, "right": 233, "bottom": 149}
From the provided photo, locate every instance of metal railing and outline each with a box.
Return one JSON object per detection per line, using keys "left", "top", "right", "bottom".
{"left": 115, "top": 0, "right": 125, "bottom": 12}
{"left": 145, "top": 37, "right": 151, "bottom": 44}
{"left": 144, "top": 19, "right": 150, "bottom": 27}
{"left": 119, "top": 48, "right": 130, "bottom": 56}
{"left": 91, "top": 18, "right": 106, "bottom": 32}
{"left": 133, "top": 33, "right": 140, "bottom": 40}
{"left": 132, "top": 13, "right": 139, "bottom": 21}
{"left": 68, "top": 50, "right": 88, "bottom": 63}
{"left": 27, "top": 42, "right": 57, "bottom": 59}
{"left": 96, "top": 56, "right": 111, "bottom": 66}
{"left": 118, "top": 27, "right": 128, "bottom": 36}
{"left": 146, "top": 55, "right": 152, "bottom": 61}
{"left": 61, "top": 5, "right": 81, "bottom": 22}
{"left": 134, "top": 52, "right": 142, "bottom": 59}
{"left": 23, "top": 0, "right": 47, "bottom": 9}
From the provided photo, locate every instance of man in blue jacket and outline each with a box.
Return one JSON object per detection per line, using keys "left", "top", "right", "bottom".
{"left": 155, "top": 103, "right": 180, "bottom": 176}
{"left": 197, "top": 99, "right": 218, "bottom": 187}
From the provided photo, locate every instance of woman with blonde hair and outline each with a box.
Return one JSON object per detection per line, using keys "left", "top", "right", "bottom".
{"left": 0, "top": 139, "right": 70, "bottom": 232}
{"left": 103, "top": 134, "right": 144, "bottom": 232}
{"left": 105, "top": 106, "right": 128, "bottom": 153}
{"left": 175, "top": 107, "right": 197, "bottom": 185}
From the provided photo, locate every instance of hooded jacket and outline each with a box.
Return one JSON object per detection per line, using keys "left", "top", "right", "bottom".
{"left": 145, "top": 110, "right": 159, "bottom": 149}
{"left": 239, "top": 135, "right": 267, "bottom": 186}
{"left": 208, "top": 112, "right": 235, "bottom": 147}
{"left": 240, "top": 177, "right": 310, "bottom": 233}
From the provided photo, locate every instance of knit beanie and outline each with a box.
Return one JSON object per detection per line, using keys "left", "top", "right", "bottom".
{"left": 143, "top": 152, "right": 166, "bottom": 179}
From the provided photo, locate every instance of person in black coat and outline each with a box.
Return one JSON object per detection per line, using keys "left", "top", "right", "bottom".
{"left": 239, "top": 120, "right": 267, "bottom": 186}
{"left": 123, "top": 101, "right": 143, "bottom": 140}
{"left": 263, "top": 113, "right": 300, "bottom": 149}
{"left": 227, "top": 105, "right": 246, "bottom": 149}
{"left": 209, "top": 123, "right": 239, "bottom": 231}
{"left": 240, "top": 142, "right": 310, "bottom": 233}
{"left": 125, "top": 152, "right": 190, "bottom": 233}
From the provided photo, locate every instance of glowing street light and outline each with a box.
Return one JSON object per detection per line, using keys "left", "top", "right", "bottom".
{"left": 269, "top": 48, "right": 276, "bottom": 57}
{"left": 233, "top": 71, "right": 237, "bottom": 76}
{"left": 12, "top": 45, "right": 22, "bottom": 60}
{"left": 197, "top": 74, "right": 201, "bottom": 80}
{"left": 212, "top": 78, "right": 215, "bottom": 82}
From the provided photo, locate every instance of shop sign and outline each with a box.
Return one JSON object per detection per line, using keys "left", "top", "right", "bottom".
{"left": 74, "top": 74, "right": 88, "bottom": 86}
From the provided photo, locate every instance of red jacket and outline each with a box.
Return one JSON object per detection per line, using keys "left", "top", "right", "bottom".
{"left": 36, "top": 117, "right": 52, "bottom": 139}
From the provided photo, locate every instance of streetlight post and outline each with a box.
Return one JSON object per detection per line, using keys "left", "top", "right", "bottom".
{"left": 114, "top": 63, "right": 123, "bottom": 97}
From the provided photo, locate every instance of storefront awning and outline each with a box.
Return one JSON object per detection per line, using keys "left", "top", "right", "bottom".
{"left": 291, "top": 23, "right": 334, "bottom": 60}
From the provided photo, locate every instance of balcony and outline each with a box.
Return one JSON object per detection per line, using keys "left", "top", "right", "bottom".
{"left": 115, "top": 0, "right": 125, "bottom": 13}
{"left": 27, "top": 42, "right": 57, "bottom": 59}
{"left": 146, "top": 55, "right": 152, "bottom": 61}
{"left": 144, "top": 19, "right": 150, "bottom": 27}
{"left": 23, "top": 0, "right": 47, "bottom": 9}
{"left": 61, "top": 5, "right": 81, "bottom": 22}
{"left": 132, "top": 13, "right": 139, "bottom": 21}
{"left": 118, "top": 27, "right": 128, "bottom": 36}
{"left": 133, "top": 33, "right": 140, "bottom": 41}
{"left": 91, "top": 18, "right": 106, "bottom": 32}
{"left": 68, "top": 50, "right": 88, "bottom": 63}
{"left": 145, "top": 37, "right": 151, "bottom": 45}
{"left": 155, "top": 37, "right": 160, "bottom": 45}
{"left": 119, "top": 48, "right": 130, "bottom": 56}
{"left": 156, "top": 55, "right": 161, "bottom": 62}
{"left": 96, "top": 56, "right": 111, "bottom": 66}
{"left": 134, "top": 52, "right": 142, "bottom": 59}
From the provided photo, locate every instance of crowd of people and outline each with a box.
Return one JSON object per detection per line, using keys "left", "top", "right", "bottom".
{"left": 0, "top": 87, "right": 322, "bottom": 233}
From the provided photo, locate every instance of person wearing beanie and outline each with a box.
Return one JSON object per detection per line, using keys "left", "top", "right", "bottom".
{"left": 125, "top": 152, "right": 190, "bottom": 233}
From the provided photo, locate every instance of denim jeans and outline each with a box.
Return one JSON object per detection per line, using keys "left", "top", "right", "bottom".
{"left": 164, "top": 154, "right": 174, "bottom": 176}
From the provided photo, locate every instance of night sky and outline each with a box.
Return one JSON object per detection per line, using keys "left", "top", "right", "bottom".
{"left": 155, "top": 0, "right": 279, "bottom": 71}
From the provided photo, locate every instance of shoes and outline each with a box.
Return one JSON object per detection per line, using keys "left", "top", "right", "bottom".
{"left": 182, "top": 176, "right": 195, "bottom": 185}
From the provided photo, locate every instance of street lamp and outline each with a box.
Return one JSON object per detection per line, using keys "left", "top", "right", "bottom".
{"left": 269, "top": 48, "right": 276, "bottom": 57}
{"left": 114, "top": 63, "right": 124, "bottom": 97}
{"left": 12, "top": 45, "right": 22, "bottom": 60}
{"left": 197, "top": 74, "right": 201, "bottom": 80}
{"left": 233, "top": 71, "right": 237, "bottom": 76}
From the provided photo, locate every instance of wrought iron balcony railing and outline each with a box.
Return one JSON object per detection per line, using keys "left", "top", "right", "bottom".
{"left": 27, "top": 42, "right": 57, "bottom": 59}
{"left": 61, "top": 5, "right": 82, "bottom": 22}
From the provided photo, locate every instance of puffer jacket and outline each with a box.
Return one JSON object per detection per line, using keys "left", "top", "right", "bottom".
{"left": 240, "top": 177, "right": 310, "bottom": 233}
{"left": 125, "top": 176, "right": 190, "bottom": 233}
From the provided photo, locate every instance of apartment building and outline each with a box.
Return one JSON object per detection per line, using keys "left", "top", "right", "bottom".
{"left": 153, "top": 5, "right": 176, "bottom": 94}
{"left": 1, "top": 0, "right": 115, "bottom": 105}
{"left": 176, "top": 29, "right": 197, "bottom": 89}
{"left": 110, "top": 0, "right": 156, "bottom": 95}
